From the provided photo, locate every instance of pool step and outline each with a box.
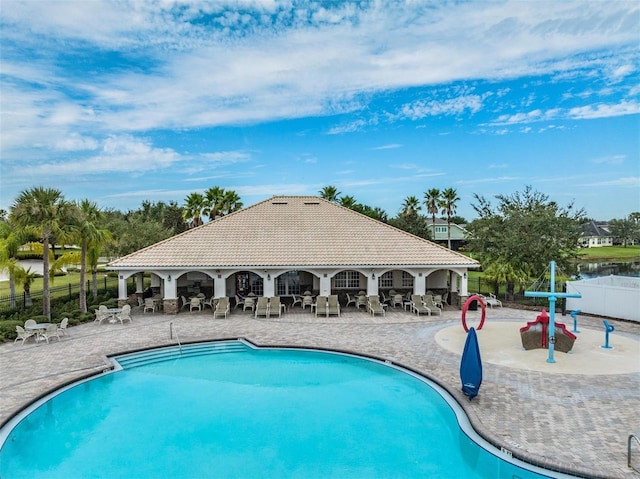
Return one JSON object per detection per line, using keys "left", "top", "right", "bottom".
{"left": 115, "top": 341, "right": 249, "bottom": 369}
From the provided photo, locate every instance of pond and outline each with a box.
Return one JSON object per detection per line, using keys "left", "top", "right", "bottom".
{"left": 576, "top": 261, "right": 640, "bottom": 279}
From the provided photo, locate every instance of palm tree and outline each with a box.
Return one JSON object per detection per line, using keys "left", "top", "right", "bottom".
{"left": 10, "top": 187, "right": 74, "bottom": 319}
{"left": 0, "top": 220, "right": 27, "bottom": 308}
{"left": 424, "top": 188, "right": 441, "bottom": 239}
{"left": 14, "top": 266, "right": 37, "bottom": 307}
{"left": 440, "top": 187, "right": 460, "bottom": 249}
{"left": 182, "top": 192, "right": 206, "bottom": 228}
{"left": 74, "top": 200, "right": 110, "bottom": 313}
{"left": 401, "top": 196, "right": 421, "bottom": 216}
{"left": 220, "top": 190, "right": 243, "bottom": 216}
{"left": 204, "top": 186, "right": 226, "bottom": 221}
{"left": 319, "top": 186, "right": 341, "bottom": 203}
{"left": 339, "top": 195, "right": 358, "bottom": 209}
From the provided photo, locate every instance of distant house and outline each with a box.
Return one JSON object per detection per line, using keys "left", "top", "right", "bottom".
{"left": 579, "top": 221, "right": 613, "bottom": 248}
{"left": 425, "top": 218, "right": 469, "bottom": 250}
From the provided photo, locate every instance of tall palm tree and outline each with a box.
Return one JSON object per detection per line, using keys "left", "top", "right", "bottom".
{"left": 182, "top": 192, "right": 206, "bottom": 228}
{"left": 10, "top": 187, "right": 74, "bottom": 319}
{"left": 401, "top": 196, "right": 421, "bottom": 216}
{"left": 204, "top": 186, "right": 226, "bottom": 221}
{"left": 74, "top": 200, "right": 110, "bottom": 313}
{"left": 440, "top": 187, "right": 460, "bottom": 249}
{"left": 319, "top": 186, "right": 341, "bottom": 203}
{"left": 220, "top": 190, "right": 243, "bottom": 216}
{"left": 424, "top": 188, "right": 441, "bottom": 239}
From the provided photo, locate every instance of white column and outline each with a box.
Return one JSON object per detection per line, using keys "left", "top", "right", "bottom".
{"left": 450, "top": 271, "right": 458, "bottom": 293}
{"left": 414, "top": 272, "right": 426, "bottom": 295}
{"left": 319, "top": 274, "right": 332, "bottom": 296}
{"left": 367, "top": 273, "right": 379, "bottom": 296}
{"left": 164, "top": 275, "right": 177, "bottom": 300}
{"left": 136, "top": 273, "right": 144, "bottom": 293}
{"left": 214, "top": 275, "right": 227, "bottom": 298}
{"left": 460, "top": 271, "right": 469, "bottom": 296}
{"left": 118, "top": 274, "right": 128, "bottom": 300}
{"left": 263, "top": 273, "right": 275, "bottom": 297}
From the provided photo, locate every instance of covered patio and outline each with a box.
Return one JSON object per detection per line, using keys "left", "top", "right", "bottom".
{"left": 108, "top": 196, "right": 479, "bottom": 313}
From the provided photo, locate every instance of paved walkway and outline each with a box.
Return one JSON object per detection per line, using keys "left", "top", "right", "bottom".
{"left": 1, "top": 306, "right": 638, "bottom": 478}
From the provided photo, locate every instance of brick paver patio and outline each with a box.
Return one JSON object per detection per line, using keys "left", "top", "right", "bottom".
{"left": 1, "top": 306, "right": 638, "bottom": 478}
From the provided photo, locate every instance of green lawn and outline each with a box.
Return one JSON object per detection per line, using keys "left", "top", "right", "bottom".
{"left": 576, "top": 245, "right": 640, "bottom": 262}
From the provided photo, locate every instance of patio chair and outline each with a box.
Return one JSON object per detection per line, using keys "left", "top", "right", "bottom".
{"left": 234, "top": 294, "right": 245, "bottom": 310}
{"left": 24, "top": 319, "right": 37, "bottom": 329}
{"left": 269, "top": 297, "right": 284, "bottom": 318}
{"left": 202, "top": 296, "right": 216, "bottom": 309}
{"left": 254, "top": 297, "right": 269, "bottom": 318}
{"left": 423, "top": 295, "right": 442, "bottom": 315}
{"left": 243, "top": 296, "right": 255, "bottom": 312}
{"left": 144, "top": 298, "right": 157, "bottom": 313}
{"left": 41, "top": 323, "right": 60, "bottom": 344}
{"left": 57, "top": 317, "right": 69, "bottom": 336}
{"left": 14, "top": 325, "right": 35, "bottom": 345}
{"left": 379, "top": 291, "right": 391, "bottom": 306}
{"left": 367, "top": 296, "right": 385, "bottom": 316}
{"left": 392, "top": 294, "right": 403, "bottom": 308}
{"left": 345, "top": 293, "right": 357, "bottom": 308}
{"left": 213, "top": 297, "right": 230, "bottom": 318}
{"left": 356, "top": 294, "right": 368, "bottom": 310}
{"left": 290, "top": 295, "right": 303, "bottom": 309}
{"left": 179, "top": 296, "right": 190, "bottom": 311}
{"left": 94, "top": 309, "right": 109, "bottom": 324}
{"left": 411, "top": 295, "right": 431, "bottom": 316}
{"left": 116, "top": 305, "right": 132, "bottom": 325}
{"left": 189, "top": 297, "right": 202, "bottom": 312}
{"left": 315, "top": 296, "right": 329, "bottom": 317}
{"left": 327, "top": 295, "right": 340, "bottom": 316}
{"left": 441, "top": 292, "right": 449, "bottom": 306}
{"left": 302, "top": 295, "right": 314, "bottom": 311}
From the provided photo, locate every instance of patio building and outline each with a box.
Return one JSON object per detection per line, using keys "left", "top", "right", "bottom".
{"left": 108, "top": 196, "right": 480, "bottom": 313}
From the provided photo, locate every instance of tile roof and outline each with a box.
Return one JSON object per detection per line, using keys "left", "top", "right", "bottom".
{"left": 108, "top": 196, "right": 479, "bottom": 269}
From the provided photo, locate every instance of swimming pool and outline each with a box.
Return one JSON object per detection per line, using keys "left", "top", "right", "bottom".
{"left": 0, "top": 341, "right": 573, "bottom": 478}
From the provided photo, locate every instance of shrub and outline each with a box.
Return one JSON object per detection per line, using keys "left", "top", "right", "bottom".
{"left": 0, "top": 320, "right": 22, "bottom": 341}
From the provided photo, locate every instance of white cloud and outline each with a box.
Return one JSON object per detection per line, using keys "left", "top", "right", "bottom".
{"left": 591, "top": 155, "right": 626, "bottom": 165}
{"left": 568, "top": 100, "right": 640, "bottom": 119}
{"left": 581, "top": 177, "right": 640, "bottom": 188}
{"left": 371, "top": 144, "right": 402, "bottom": 150}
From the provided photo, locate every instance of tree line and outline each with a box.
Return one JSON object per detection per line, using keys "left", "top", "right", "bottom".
{"left": 1, "top": 184, "right": 637, "bottom": 318}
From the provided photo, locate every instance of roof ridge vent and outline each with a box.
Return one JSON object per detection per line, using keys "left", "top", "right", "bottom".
{"left": 304, "top": 201, "right": 320, "bottom": 205}
{"left": 272, "top": 201, "right": 288, "bottom": 205}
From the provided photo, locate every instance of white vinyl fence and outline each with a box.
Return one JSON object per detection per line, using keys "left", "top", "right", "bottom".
{"left": 566, "top": 275, "right": 639, "bottom": 322}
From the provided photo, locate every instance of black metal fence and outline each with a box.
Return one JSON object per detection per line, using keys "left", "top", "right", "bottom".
{"left": 0, "top": 276, "right": 119, "bottom": 314}
{"left": 467, "top": 277, "right": 569, "bottom": 309}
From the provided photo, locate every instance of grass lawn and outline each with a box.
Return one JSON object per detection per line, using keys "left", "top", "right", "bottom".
{"left": 576, "top": 245, "right": 640, "bottom": 262}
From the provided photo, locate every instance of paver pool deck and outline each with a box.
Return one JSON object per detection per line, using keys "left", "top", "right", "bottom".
{"left": 1, "top": 306, "right": 638, "bottom": 478}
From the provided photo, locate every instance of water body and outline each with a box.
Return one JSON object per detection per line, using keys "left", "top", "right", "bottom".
{"left": 576, "top": 261, "right": 640, "bottom": 279}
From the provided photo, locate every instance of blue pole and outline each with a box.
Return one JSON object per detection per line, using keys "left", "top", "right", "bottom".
{"left": 570, "top": 310, "right": 581, "bottom": 333}
{"left": 547, "top": 261, "right": 556, "bottom": 363}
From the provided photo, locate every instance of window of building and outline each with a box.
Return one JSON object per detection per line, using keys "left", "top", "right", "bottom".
{"left": 334, "top": 271, "right": 360, "bottom": 288}
{"left": 435, "top": 226, "right": 447, "bottom": 233}
{"left": 402, "top": 271, "right": 414, "bottom": 288}
{"left": 378, "top": 271, "right": 393, "bottom": 288}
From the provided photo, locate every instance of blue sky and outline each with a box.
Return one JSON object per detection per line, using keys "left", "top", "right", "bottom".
{"left": 1, "top": 0, "right": 639, "bottom": 222}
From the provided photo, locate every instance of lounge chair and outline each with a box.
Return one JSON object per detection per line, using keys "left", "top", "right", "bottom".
{"left": 327, "top": 295, "right": 340, "bottom": 316}
{"left": 269, "top": 297, "right": 284, "bottom": 318}
{"left": 14, "top": 325, "right": 35, "bottom": 345}
{"left": 41, "top": 323, "right": 60, "bottom": 343}
{"left": 315, "top": 296, "right": 328, "bottom": 317}
{"left": 367, "top": 296, "right": 386, "bottom": 316}
{"left": 254, "top": 297, "right": 269, "bottom": 318}
{"left": 423, "top": 295, "right": 442, "bottom": 315}
{"left": 213, "top": 297, "right": 230, "bottom": 318}
{"left": 116, "top": 305, "right": 132, "bottom": 325}
{"left": 411, "top": 295, "right": 431, "bottom": 316}
{"left": 484, "top": 293, "right": 503, "bottom": 308}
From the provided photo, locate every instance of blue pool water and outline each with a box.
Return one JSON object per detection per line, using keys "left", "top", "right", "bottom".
{"left": 0, "top": 342, "right": 569, "bottom": 478}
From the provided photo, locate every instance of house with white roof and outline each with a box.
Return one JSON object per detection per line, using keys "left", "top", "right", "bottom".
{"left": 108, "top": 196, "right": 480, "bottom": 313}
{"left": 579, "top": 221, "right": 613, "bottom": 248}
